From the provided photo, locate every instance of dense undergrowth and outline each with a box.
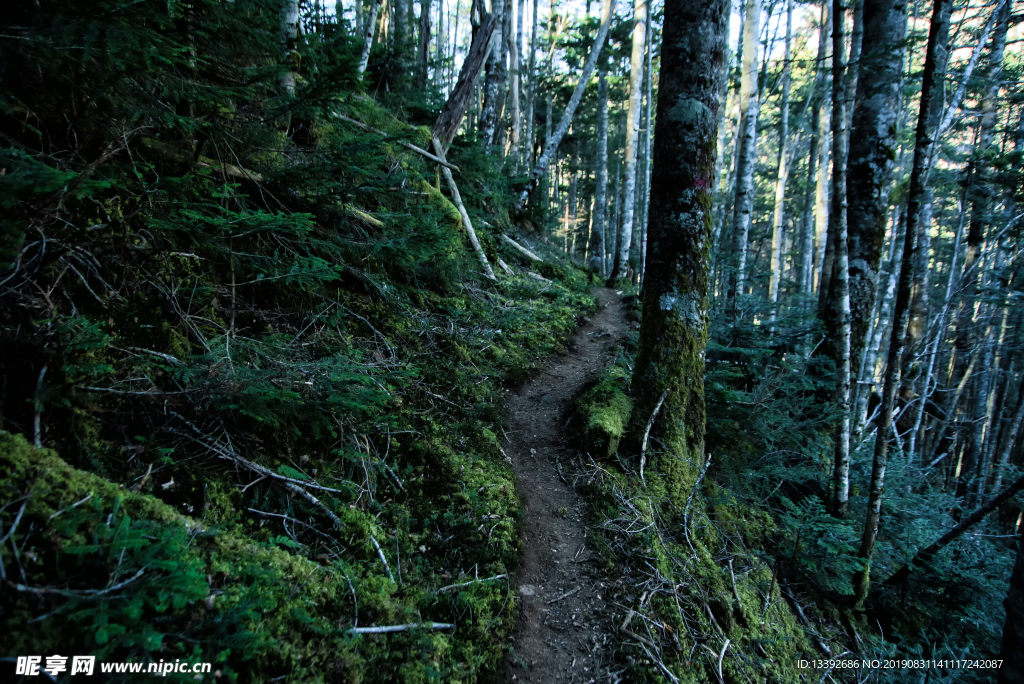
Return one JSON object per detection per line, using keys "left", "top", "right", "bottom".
{"left": 570, "top": 296, "right": 1014, "bottom": 683}
{"left": 0, "top": 1, "right": 596, "bottom": 681}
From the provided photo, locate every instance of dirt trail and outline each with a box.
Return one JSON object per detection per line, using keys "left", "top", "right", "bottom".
{"left": 504, "top": 288, "right": 626, "bottom": 683}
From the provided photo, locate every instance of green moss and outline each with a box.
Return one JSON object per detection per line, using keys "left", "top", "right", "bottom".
{"left": 570, "top": 367, "right": 634, "bottom": 459}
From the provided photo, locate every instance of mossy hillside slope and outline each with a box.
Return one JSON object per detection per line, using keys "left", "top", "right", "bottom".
{"left": 0, "top": 0, "right": 597, "bottom": 679}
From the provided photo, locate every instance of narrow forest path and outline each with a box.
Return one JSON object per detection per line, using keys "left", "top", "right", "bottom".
{"left": 504, "top": 287, "right": 627, "bottom": 683}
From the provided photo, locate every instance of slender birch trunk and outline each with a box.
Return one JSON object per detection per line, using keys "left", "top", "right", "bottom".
{"left": 768, "top": 0, "right": 793, "bottom": 320}
{"left": 800, "top": 2, "right": 828, "bottom": 297}
{"left": 726, "top": 0, "right": 760, "bottom": 311}
{"left": 590, "top": 71, "right": 610, "bottom": 275}
{"left": 279, "top": 0, "right": 300, "bottom": 97}
{"left": 639, "top": 6, "right": 654, "bottom": 287}
{"left": 525, "top": 0, "right": 539, "bottom": 166}
{"left": 607, "top": 0, "right": 647, "bottom": 284}
{"left": 518, "top": 0, "right": 615, "bottom": 207}
{"left": 358, "top": 0, "right": 384, "bottom": 76}
{"left": 509, "top": 0, "right": 524, "bottom": 166}
{"left": 829, "top": 0, "right": 853, "bottom": 518}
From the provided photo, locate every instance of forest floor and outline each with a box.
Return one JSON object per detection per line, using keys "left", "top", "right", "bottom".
{"left": 504, "top": 287, "right": 627, "bottom": 683}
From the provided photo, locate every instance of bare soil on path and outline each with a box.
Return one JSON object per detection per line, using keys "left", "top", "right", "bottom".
{"left": 504, "top": 287, "right": 627, "bottom": 683}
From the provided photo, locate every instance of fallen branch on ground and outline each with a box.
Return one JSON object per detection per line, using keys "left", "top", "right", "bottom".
{"left": 500, "top": 234, "right": 543, "bottom": 262}
{"left": 437, "top": 573, "right": 507, "bottom": 593}
{"left": 349, "top": 622, "right": 455, "bottom": 634}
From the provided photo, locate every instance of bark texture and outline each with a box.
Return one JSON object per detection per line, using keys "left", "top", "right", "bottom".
{"left": 433, "top": 13, "right": 498, "bottom": 145}
{"left": 629, "top": 0, "right": 727, "bottom": 502}
{"left": 357, "top": 0, "right": 384, "bottom": 76}
{"left": 845, "top": 0, "right": 906, "bottom": 370}
{"left": 829, "top": 0, "right": 853, "bottom": 517}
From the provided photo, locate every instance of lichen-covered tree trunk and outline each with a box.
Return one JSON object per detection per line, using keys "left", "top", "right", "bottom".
{"left": 590, "top": 72, "right": 610, "bottom": 275}
{"left": 628, "top": 0, "right": 726, "bottom": 502}
{"left": 607, "top": 0, "right": 647, "bottom": 284}
{"left": 725, "top": 0, "right": 760, "bottom": 312}
{"left": 854, "top": 0, "right": 949, "bottom": 604}
{"left": 844, "top": 0, "right": 905, "bottom": 372}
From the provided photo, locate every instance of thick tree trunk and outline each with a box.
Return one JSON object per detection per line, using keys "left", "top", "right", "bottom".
{"left": 854, "top": 0, "right": 949, "bottom": 606}
{"left": 607, "top": 0, "right": 648, "bottom": 284}
{"left": 629, "top": 0, "right": 727, "bottom": 501}
{"left": 433, "top": 13, "right": 498, "bottom": 145}
{"left": 768, "top": 0, "right": 793, "bottom": 319}
{"left": 518, "top": 0, "right": 616, "bottom": 207}
{"left": 828, "top": 0, "right": 853, "bottom": 517}
{"left": 590, "top": 72, "right": 610, "bottom": 275}
{"left": 725, "top": 0, "right": 760, "bottom": 311}
{"left": 845, "top": 0, "right": 905, "bottom": 374}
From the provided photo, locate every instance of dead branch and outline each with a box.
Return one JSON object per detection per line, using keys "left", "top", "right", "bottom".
{"left": 639, "top": 389, "right": 669, "bottom": 485}
{"left": 349, "top": 622, "right": 455, "bottom": 634}
{"left": 546, "top": 586, "right": 581, "bottom": 604}
{"left": 437, "top": 573, "right": 507, "bottom": 592}
{"left": 334, "top": 113, "right": 459, "bottom": 171}
{"left": 368, "top": 534, "right": 395, "bottom": 583}
{"left": 500, "top": 233, "right": 543, "bottom": 262}
{"left": 431, "top": 136, "right": 496, "bottom": 281}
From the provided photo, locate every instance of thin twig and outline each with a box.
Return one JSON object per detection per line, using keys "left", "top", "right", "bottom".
{"left": 639, "top": 389, "right": 669, "bottom": 485}
{"left": 369, "top": 534, "right": 395, "bottom": 583}
{"left": 546, "top": 586, "right": 581, "bottom": 604}
{"left": 437, "top": 573, "right": 507, "bottom": 592}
